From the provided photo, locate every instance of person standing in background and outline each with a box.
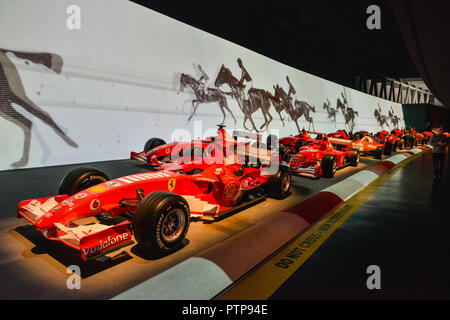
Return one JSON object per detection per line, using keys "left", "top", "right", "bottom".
{"left": 430, "top": 125, "right": 448, "bottom": 179}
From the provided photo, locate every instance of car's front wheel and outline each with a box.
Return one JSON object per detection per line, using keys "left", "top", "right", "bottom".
{"left": 321, "top": 154, "right": 337, "bottom": 178}
{"left": 264, "top": 166, "right": 291, "bottom": 199}
{"left": 348, "top": 149, "right": 360, "bottom": 167}
{"left": 133, "top": 191, "right": 190, "bottom": 253}
{"left": 374, "top": 146, "right": 384, "bottom": 159}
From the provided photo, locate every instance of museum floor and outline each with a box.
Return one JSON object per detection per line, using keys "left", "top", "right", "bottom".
{"left": 224, "top": 151, "right": 450, "bottom": 299}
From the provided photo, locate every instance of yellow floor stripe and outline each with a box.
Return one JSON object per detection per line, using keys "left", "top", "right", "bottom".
{"left": 219, "top": 151, "right": 426, "bottom": 300}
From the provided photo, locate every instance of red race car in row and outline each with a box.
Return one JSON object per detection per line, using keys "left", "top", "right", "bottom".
{"left": 375, "top": 130, "right": 401, "bottom": 153}
{"left": 289, "top": 135, "right": 360, "bottom": 178}
{"left": 278, "top": 129, "right": 320, "bottom": 153}
{"left": 328, "top": 130, "right": 386, "bottom": 159}
{"left": 17, "top": 128, "right": 291, "bottom": 261}
{"left": 131, "top": 125, "right": 291, "bottom": 166}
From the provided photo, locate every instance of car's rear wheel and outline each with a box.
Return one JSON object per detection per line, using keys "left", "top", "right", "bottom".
{"left": 264, "top": 166, "right": 291, "bottom": 199}
{"left": 321, "top": 154, "right": 337, "bottom": 178}
{"left": 133, "top": 191, "right": 190, "bottom": 253}
{"left": 348, "top": 149, "right": 360, "bottom": 167}
{"left": 374, "top": 146, "right": 384, "bottom": 159}
{"left": 59, "top": 167, "right": 109, "bottom": 196}
{"left": 144, "top": 138, "right": 166, "bottom": 152}
{"left": 278, "top": 144, "right": 293, "bottom": 163}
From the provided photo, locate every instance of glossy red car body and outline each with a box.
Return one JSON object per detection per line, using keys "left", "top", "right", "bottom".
{"left": 131, "top": 128, "right": 266, "bottom": 166}
{"left": 17, "top": 129, "right": 288, "bottom": 260}
{"left": 289, "top": 136, "right": 359, "bottom": 177}
{"left": 376, "top": 130, "right": 399, "bottom": 146}
{"left": 328, "top": 131, "right": 385, "bottom": 157}
{"left": 327, "top": 129, "right": 351, "bottom": 140}
{"left": 351, "top": 135, "right": 385, "bottom": 156}
{"left": 279, "top": 129, "right": 320, "bottom": 152}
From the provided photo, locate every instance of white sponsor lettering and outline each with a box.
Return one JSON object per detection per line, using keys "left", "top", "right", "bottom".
{"left": 82, "top": 233, "right": 130, "bottom": 257}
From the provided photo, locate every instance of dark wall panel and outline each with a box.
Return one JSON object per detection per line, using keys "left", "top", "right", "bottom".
{"left": 402, "top": 104, "right": 450, "bottom": 131}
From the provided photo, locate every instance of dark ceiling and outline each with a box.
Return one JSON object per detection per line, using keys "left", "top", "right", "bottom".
{"left": 130, "top": 0, "right": 419, "bottom": 88}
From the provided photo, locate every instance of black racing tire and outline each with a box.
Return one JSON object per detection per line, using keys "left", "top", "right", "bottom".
{"left": 352, "top": 132, "right": 364, "bottom": 141}
{"left": 374, "top": 146, "right": 384, "bottom": 159}
{"left": 279, "top": 144, "right": 293, "bottom": 163}
{"left": 144, "top": 138, "right": 166, "bottom": 152}
{"left": 384, "top": 141, "right": 393, "bottom": 156}
{"left": 266, "top": 134, "right": 279, "bottom": 150}
{"left": 392, "top": 141, "right": 397, "bottom": 152}
{"left": 348, "top": 149, "right": 360, "bottom": 167}
{"left": 321, "top": 154, "right": 337, "bottom": 178}
{"left": 264, "top": 166, "right": 291, "bottom": 199}
{"left": 133, "top": 191, "right": 190, "bottom": 253}
{"left": 398, "top": 140, "right": 404, "bottom": 150}
{"left": 294, "top": 139, "right": 307, "bottom": 152}
{"left": 59, "top": 167, "right": 110, "bottom": 196}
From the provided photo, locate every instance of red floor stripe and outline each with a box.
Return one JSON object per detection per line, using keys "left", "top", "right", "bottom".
{"left": 286, "top": 191, "right": 344, "bottom": 224}
{"left": 366, "top": 162, "right": 390, "bottom": 176}
{"left": 198, "top": 211, "right": 310, "bottom": 281}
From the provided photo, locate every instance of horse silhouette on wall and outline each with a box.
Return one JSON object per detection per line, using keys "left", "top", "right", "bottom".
{"left": 388, "top": 106, "right": 401, "bottom": 128}
{"left": 214, "top": 64, "right": 273, "bottom": 132}
{"left": 179, "top": 71, "right": 236, "bottom": 125}
{"left": 336, "top": 92, "right": 358, "bottom": 133}
{"left": 374, "top": 103, "right": 390, "bottom": 130}
{"left": 0, "top": 48, "right": 78, "bottom": 168}
{"left": 272, "top": 83, "right": 316, "bottom": 131}
{"left": 323, "top": 98, "right": 337, "bottom": 126}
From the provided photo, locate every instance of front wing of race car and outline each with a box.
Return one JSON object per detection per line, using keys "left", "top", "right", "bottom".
{"left": 18, "top": 196, "right": 133, "bottom": 260}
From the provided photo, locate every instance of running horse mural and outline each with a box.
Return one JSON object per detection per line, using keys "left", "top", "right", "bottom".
{"left": 0, "top": 48, "right": 78, "bottom": 168}
{"left": 374, "top": 103, "right": 390, "bottom": 130}
{"left": 323, "top": 98, "right": 337, "bottom": 126}
{"left": 179, "top": 67, "right": 236, "bottom": 125}
{"left": 271, "top": 83, "right": 316, "bottom": 132}
{"left": 336, "top": 92, "right": 358, "bottom": 133}
{"left": 214, "top": 63, "right": 273, "bottom": 132}
{"left": 388, "top": 105, "right": 401, "bottom": 129}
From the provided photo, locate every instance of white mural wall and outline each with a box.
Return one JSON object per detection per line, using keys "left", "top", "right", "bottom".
{"left": 0, "top": 0, "right": 405, "bottom": 170}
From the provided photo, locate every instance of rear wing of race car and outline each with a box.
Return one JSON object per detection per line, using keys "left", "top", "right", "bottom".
{"left": 232, "top": 130, "right": 263, "bottom": 144}
{"left": 327, "top": 137, "right": 353, "bottom": 146}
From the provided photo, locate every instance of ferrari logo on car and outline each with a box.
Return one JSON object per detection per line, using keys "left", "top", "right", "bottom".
{"left": 168, "top": 179, "right": 176, "bottom": 192}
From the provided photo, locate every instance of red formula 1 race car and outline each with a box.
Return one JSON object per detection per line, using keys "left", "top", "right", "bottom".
{"left": 17, "top": 132, "right": 291, "bottom": 261}
{"left": 351, "top": 134, "right": 386, "bottom": 158}
{"left": 375, "top": 130, "right": 400, "bottom": 154}
{"left": 389, "top": 129, "right": 405, "bottom": 149}
{"left": 278, "top": 129, "right": 320, "bottom": 153}
{"left": 131, "top": 134, "right": 213, "bottom": 166}
{"left": 327, "top": 129, "right": 352, "bottom": 140}
{"left": 422, "top": 131, "right": 433, "bottom": 144}
{"left": 328, "top": 130, "right": 386, "bottom": 158}
{"left": 289, "top": 135, "right": 360, "bottom": 178}
{"left": 131, "top": 125, "right": 290, "bottom": 166}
